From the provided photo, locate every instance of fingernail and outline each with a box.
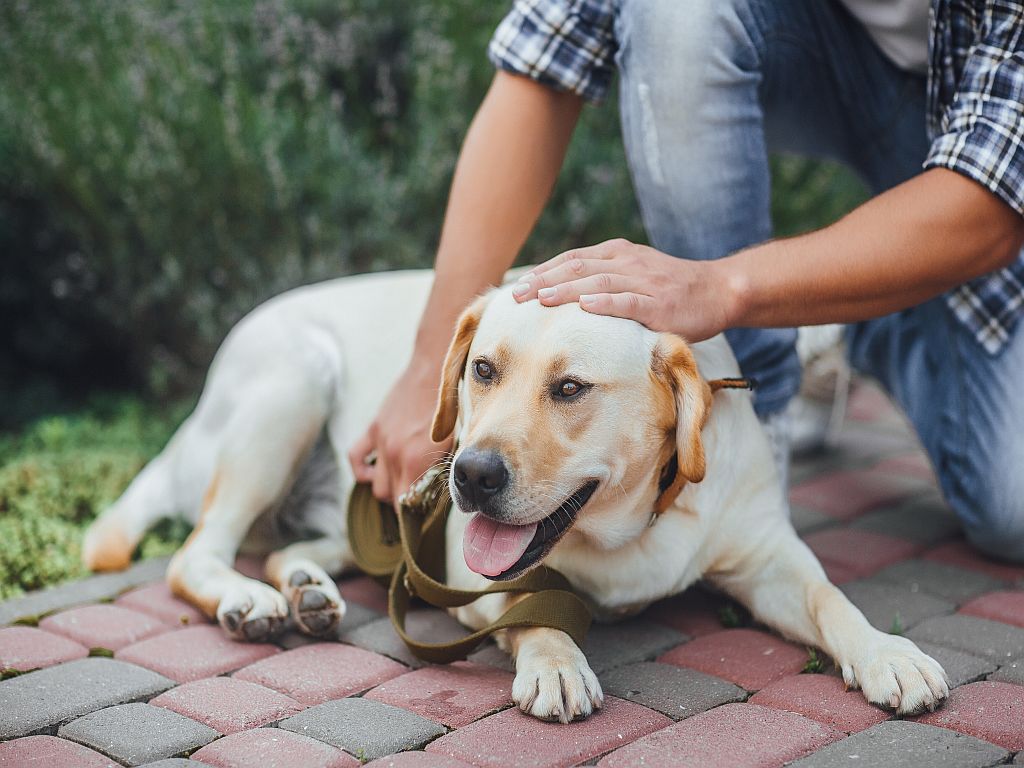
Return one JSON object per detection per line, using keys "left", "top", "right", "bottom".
{"left": 538, "top": 287, "right": 555, "bottom": 300}
{"left": 580, "top": 294, "right": 596, "bottom": 305}
{"left": 512, "top": 282, "right": 530, "bottom": 297}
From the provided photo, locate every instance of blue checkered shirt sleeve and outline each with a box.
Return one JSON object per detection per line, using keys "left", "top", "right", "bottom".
{"left": 925, "top": 4, "right": 1024, "bottom": 216}
{"left": 488, "top": 0, "right": 618, "bottom": 102}
{"left": 926, "top": 1, "right": 1024, "bottom": 354}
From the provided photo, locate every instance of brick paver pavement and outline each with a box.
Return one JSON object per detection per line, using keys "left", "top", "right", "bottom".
{"left": 1, "top": 380, "right": 1023, "bottom": 765}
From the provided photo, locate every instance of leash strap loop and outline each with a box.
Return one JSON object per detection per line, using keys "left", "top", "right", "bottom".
{"left": 348, "top": 480, "right": 592, "bottom": 664}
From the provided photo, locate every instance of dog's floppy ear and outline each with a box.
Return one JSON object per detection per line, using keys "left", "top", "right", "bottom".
{"left": 431, "top": 293, "right": 490, "bottom": 443}
{"left": 652, "top": 333, "right": 712, "bottom": 484}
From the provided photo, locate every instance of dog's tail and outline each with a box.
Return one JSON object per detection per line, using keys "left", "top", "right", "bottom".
{"left": 82, "top": 450, "right": 178, "bottom": 572}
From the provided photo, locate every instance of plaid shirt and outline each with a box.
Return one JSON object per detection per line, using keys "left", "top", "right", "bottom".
{"left": 490, "top": 0, "right": 1024, "bottom": 353}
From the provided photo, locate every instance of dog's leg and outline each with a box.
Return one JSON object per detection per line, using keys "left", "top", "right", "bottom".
{"left": 712, "top": 528, "right": 949, "bottom": 715}
{"left": 452, "top": 593, "right": 603, "bottom": 724}
{"left": 265, "top": 537, "right": 352, "bottom": 637}
{"left": 167, "top": 376, "right": 329, "bottom": 642}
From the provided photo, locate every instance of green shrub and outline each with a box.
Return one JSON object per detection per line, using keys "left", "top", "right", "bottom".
{"left": 0, "top": 397, "right": 191, "bottom": 599}
{"left": 0, "top": 0, "right": 865, "bottom": 410}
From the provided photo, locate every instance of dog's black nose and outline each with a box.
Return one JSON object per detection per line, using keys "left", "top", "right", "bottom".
{"left": 454, "top": 449, "right": 509, "bottom": 505}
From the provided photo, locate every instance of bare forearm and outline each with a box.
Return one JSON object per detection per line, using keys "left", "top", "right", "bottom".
{"left": 413, "top": 72, "right": 583, "bottom": 364}
{"left": 723, "top": 168, "right": 1024, "bottom": 328}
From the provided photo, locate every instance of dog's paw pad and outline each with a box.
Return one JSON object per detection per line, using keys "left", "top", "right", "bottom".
{"left": 290, "top": 582, "right": 344, "bottom": 637}
{"left": 217, "top": 582, "right": 289, "bottom": 642}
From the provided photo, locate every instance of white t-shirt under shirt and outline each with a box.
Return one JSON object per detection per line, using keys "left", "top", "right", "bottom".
{"left": 839, "top": 0, "right": 930, "bottom": 73}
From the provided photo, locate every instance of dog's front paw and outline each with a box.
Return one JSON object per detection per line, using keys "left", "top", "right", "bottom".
{"left": 217, "top": 580, "right": 289, "bottom": 642}
{"left": 842, "top": 634, "right": 949, "bottom": 715}
{"left": 513, "top": 643, "right": 603, "bottom": 723}
{"left": 283, "top": 568, "right": 345, "bottom": 637}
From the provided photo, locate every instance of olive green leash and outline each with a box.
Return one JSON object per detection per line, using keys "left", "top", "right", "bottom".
{"left": 347, "top": 469, "right": 592, "bottom": 664}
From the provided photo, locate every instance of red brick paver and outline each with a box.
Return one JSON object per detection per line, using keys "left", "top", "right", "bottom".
{"left": 658, "top": 629, "right": 808, "bottom": 691}
{"left": 191, "top": 726, "right": 359, "bottom": 768}
{"left": 365, "top": 661, "right": 514, "bottom": 728}
{"left": 750, "top": 673, "right": 890, "bottom": 733}
{"left": 234, "top": 642, "right": 405, "bottom": 705}
{"left": 365, "top": 753, "right": 478, "bottom": 767}
{"left": 337, "top": 574, "right": 389, "bottom": 613}
{"left": 597, "top": 703, "right": 843, "bottom": 768}
{"left": 923, "top": 541, "right": 1024, "bottom": 583}
{"left": 959, "top": 591, "right": 1024, "bottom": 628}
{"left": 872, "top": 454, "right": 936, "bottom": 483}
{"left": 789, "top": 468, "right": 921, "bottom": 521}
{"left": 115, "top": 581, "right": 208, "bottom": 627}
{"left": 117, "top": 625, "right": 279, "bottom": 682}
{"left": 914, "top": 680, "right": 1024, "bottom": 750}
{"left": 0, "top": 627, "right": 88, "bottom": 673}
{"left": 803, "top": 528, "right": 920, "bottom": 579}
{"left": 0, "top": 735, "right": 115, "bottom": 767}
{"left": 426, "top": 695, "right": 671, "bottom": 768}
{"left": 644, "top": 589, "right": 729, "bottom": 637}
{"left": 39, "top": 604, "right": 169, "bottom": 651}
{"left": 151, "top": 675, "right": 303, "bottom": 733}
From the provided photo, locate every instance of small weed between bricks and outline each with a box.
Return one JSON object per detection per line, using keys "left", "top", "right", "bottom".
{"left": 889, "top": 614, "right": 905, "bottom": 635}
{"left": 803, "top": 648, "right": 826, "bottom": 674}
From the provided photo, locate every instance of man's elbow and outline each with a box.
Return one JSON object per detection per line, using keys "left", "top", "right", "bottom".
{"left": 992, "top": 214, "right": 1024, "bottom": 269}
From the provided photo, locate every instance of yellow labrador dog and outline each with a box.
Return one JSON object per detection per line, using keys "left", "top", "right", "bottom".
{"left": 83, "top": 269, "right": 948, "bottom": 722}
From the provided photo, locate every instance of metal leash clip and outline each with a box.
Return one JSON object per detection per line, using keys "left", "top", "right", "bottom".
{"left": 397, "top": 464, "right": 448, "bottom": 517}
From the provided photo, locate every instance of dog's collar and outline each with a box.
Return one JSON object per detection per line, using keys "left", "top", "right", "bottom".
{"left": 651, "top": 376, "right": 756, "bottom": 517}
{"left": 653, "top": 452, "right": 684, "bottom": 515}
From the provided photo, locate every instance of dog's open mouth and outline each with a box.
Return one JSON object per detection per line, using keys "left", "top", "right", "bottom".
{"left": 462, "top": 480, "right": 599, "bottom": 581}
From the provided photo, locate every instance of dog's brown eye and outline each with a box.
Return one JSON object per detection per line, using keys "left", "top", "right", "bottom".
{"left": 474, "top": 360, "right": 493, "bottom": 380}
{"left": 557, "top": 380, "right": 583, "bottom": 399}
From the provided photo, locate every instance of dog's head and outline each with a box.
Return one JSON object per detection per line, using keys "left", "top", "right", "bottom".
{"left": 431, "top": 287, "right": 716, "bottom": 581}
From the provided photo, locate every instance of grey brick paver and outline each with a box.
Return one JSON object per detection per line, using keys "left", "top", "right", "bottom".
{"left": 601, "top": 661, "right": 746, "bottom": 720}
{"left": 849, "top": 496, "right": 961, "bottom": 545}
{"left": 786, "top": 721, "right": 1008, "bottom": 768}
{"left": 279, "top": 697, "right": 446, "bottom": 760}
{"left": 839, "top": 580, "right": 955, "bottom": 632}
{"left": 581, "top": 620, "right": 685, "bottom": 674}
{"left": 989, "top": 656, "right": 1024, "bottom": 685}
{"left": 58, "top": 703, "right": 218, "bottom": 766}
{"left": 872, "top": 560, "right": 1003, "bottom": 604}
{"left": 0, "top": 658, "right": 174, "bottom": 740}
{"left": 342, "top": 611, "right": 466, "bottom": 669}
{"left": 907, "top": 615, "right": 1024, "bottom": 662}
{"left": 791, "top": 505, "right": 837, "bottom": 535}
{"left": 0, "top": 558, "right": 170, "bottom": 627}
{"left": 915, "top": 642, "right": 996, "bottom": 688}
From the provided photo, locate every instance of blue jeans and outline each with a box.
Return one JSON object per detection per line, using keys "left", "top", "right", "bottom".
{"left": 615, "top": 0, "right": 1024, "bottom": 561}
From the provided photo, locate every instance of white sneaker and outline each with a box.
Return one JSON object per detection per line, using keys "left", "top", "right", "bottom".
{"left": 787, "top": 325, "right": 851, "bottom": 456}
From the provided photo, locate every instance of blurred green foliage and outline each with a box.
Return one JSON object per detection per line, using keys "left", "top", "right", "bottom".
{"left": 0, "top": 1, "right": 868, "bottom": 596}
{"left": 0, "top": 397, "right": 192, "bottom": 599}
{"left": 0, "top": 0, "right": 866, "bottom": 414}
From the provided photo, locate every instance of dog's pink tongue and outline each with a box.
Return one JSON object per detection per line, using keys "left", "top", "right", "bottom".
{"left": 463, "top": 513, "right": 538, "bottom": 577}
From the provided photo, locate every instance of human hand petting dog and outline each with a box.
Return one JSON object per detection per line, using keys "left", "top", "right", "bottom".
{"left": 511, "top": 238, "right": 736, "bottom": 343}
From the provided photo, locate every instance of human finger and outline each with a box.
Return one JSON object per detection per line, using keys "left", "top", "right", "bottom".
{"left": 348, "top": 428, "right": 377, "bottom": 483}
{"left": 535, "top": 273, "right": 644, "bottom": 306}
{"left": 578, "top": 291, "right": 656, "bottom": 325}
